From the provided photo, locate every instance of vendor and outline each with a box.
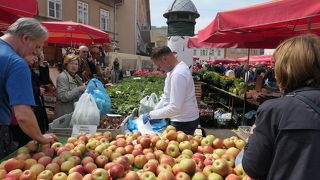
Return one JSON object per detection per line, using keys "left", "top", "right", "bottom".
{"left": 0, "top": 18, "right": 57, "bottom": 159}
{"left": 243, "top": 34, "right": 320, "bottom": 179}
{"left": 55, "top": 54, "right": 86, "bottom": 118}
{"left": 142, "top": 46, "right": 199, "bottom": 135}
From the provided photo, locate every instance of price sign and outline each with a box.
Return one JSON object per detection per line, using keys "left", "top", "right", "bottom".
{"left": 71, "top": 125, "right": 97, "bottom": 137}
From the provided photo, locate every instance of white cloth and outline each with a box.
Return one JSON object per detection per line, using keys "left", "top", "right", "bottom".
{"left": 149, "top": 61, "right": 199, "bottom": 122}
{"left": 226, "top": 70, "right": 235, "bottom": 77}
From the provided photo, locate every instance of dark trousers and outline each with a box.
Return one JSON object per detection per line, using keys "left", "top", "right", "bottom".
{"left": 0, "top": 127, "right": 18, "bottom": 160}
{"left": 170, "top": 118, "right": 199, "bottom": 135}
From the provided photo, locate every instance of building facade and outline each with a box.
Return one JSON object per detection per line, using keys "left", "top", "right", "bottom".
{"left": 150, "top": 26, "right": 168, "bottom": 48}
{"left": 224, "top": 48, "right": 262, "bottom": 59}
{"left": 36, "top": 0, "right": 151, "bottom": 55}
{"left": 192, "top": 48, "right": 225, "bottom": 63}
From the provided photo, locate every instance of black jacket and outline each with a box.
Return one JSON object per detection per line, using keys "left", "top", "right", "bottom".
{"left": 243, "top": 87, "right": 320, "bottom": 180}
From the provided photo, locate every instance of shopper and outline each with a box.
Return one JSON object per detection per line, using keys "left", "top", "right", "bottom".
{"left": 0, "top": 18, "right": 57, "bottom": 159}
{"left": 78, "top": 45, "right": 97, "bottom": 82}
{"left": 143, "top": 46, "right": 199, "bottom": 135}
{"left": 55, "top": 54, "right": 86, "bottom": 118}
{"left": 113, "top": 58, "right": 120, "bottom": 83}
{"left": 243, "top": 34, "right": 320, "bottom": 180}
{"left": 11, "top": 51, "right": 49, "bottom": 147}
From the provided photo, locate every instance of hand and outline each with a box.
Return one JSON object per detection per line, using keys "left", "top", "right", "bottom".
{"left": 143, "top": 113, "right": 150, "bottom": 124}
{"left": 38, "top": 133, "right": 58, "bottom": 144}
{"left": 80, "top": 84, "right": 87, "bottom": 92}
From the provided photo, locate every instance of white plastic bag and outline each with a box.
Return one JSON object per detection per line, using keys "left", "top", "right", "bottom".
{"left": 71, "top": 93, "right": 100, "bottom": 126}
{"left": 138, "top": 93, "right": 158, "bottom": 115}
{"left": 135, "top": 115, "right": 158, "bottom": 135}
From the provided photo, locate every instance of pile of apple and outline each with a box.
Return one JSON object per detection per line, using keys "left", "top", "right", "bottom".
{"left": 0, "top": 125, "right": 254, "bottom": 180}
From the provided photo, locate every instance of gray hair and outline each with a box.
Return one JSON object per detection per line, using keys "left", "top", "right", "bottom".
{"left": 7, "top": 18, "right": 48, "bottom": 40}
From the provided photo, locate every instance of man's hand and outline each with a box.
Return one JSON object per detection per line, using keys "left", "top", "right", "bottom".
{"left": 38, "top": 133, "right": 58, "bottom": 144}
{"left": 143, "top": 113, "right": 150, "bottom": 124}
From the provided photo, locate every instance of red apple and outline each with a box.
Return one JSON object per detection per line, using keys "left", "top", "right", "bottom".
{"left": 18, "top": 170, "right": 36, "bottom": 180}
{"left": 226, "top": 174, "right": 242, "bottom": 180}
{"left": 124, "top": 171, "right": 140, "bottom": 180}
{"left": 134, "top": 155, "right": 147, "bottom": 169}
{"left": 91, "top": 168, "right": 109, "bottom": 180}
{"left": 67, "top": 172, "right": 83, "bottom": 179}
{"left": 176, "top": 172, "right": 190, "bottom": 180}
{"left": 84, "top": 162, "right": 97, "bottom": 174}
{"left": 157, "top": 164, "right": 172, "bottom": 175}
{"left": 166, "top": 144, "right": 180, "bottom": 158}
{"left": 223, "top": 138, "right": 235, "bottom": 148}
{"left": 109, "top": 164, "right": 125, "bottom": 178}
{"left": 213, "top": 138, "right": 224, "bottom": 149}
{"left": 158, "top": 171, "right": 175, "bottom": 180}
{"left": 38, "top": 156, "right": 52, "bottom": 167}
{"left": 202, "top": 145, "right": 214, "bottom": 154}
{"left": 6, "top": 169, "right": 23, "bottom": 179}
{"left": 45, "top": 162, "right": 60, "bottom": 175}
{"left": 212, "top": 159, "right": 229, "bottom": 176}
{"left": 4, "top": 158, "right": 25, "bottom": 172}
{"left": 95, "top": 155, "right": 108, "bottom": 168}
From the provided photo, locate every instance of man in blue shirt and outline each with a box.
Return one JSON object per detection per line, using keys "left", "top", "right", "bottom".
{"left": 0, "top": 18, "right": 57, "bottom": 159}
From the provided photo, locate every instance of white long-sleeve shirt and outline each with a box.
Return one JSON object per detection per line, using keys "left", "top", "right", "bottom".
{"left": 149, "top": 61, "right": 199, "bottom": 122}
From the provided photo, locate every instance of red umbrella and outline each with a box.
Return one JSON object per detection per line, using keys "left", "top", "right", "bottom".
{"left": 41, "top": 21, "right": 112, "bottom": 45}
{"left": 197, "top": 0, "right": 320, "bottom": 48}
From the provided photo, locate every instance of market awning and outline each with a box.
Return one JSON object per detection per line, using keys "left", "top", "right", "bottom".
{"left": 197, "top": 0, "right": 320, "bottom": 48}
{"left": 41, "top": 21, "right": 112, "bottom": 45}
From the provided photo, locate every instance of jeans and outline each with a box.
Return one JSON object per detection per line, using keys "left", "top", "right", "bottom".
{"left": 114, "top": 70, "right": 120, "bottom": 83}
{"left": 170, "top": 118, "right": 199, "bottom": 135}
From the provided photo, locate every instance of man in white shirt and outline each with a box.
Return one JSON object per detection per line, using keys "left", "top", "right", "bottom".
{"left": 143, "top": 46, "right": 199, "bottom": 135}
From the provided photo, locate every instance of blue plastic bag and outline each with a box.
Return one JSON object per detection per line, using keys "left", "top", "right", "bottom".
{"left": 126, "top": 117, "right": 167, "bottom": 133}
{"left": 85, "top": 78, "right": 111, "bottom": 115}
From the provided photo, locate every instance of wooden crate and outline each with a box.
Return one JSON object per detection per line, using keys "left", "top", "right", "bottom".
{"left": 194, "top": 82, "right": 202, "bottom": 104}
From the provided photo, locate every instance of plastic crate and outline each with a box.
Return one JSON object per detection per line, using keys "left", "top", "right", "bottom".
{"left": 48, "top": 109, "right": 138, "bottom": 137}
{"left": 238, "top": 126, "right": 251, "bottom": 140}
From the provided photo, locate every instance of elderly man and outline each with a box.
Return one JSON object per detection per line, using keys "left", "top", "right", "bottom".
{"left": 0, "top": 18, "right": 57, "bottom": 159}
{"left": 143, "top": 46, "right": 199, "bottom": 135}
{"left": 78, "top": 45, "right": 97, "bottom": 82}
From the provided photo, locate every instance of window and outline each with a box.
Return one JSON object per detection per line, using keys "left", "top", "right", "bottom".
{"left": 218, "top": 49, "right": 221, "bottom": 56}
{"left": 194, "top": 49, "right": 197, "bottom": 56}
{"left": 48, "top": 0, "right": 61, "bottom": 19}
{"left": 77, "top": 1, "right": 88, "bottom": 24}
{"left": 100, "top": 9, "right": 109, "bottom": 31}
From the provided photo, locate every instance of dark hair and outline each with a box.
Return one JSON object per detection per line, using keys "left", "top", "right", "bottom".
{"left": 151, "top": 46, "right": 172, "bottom": 60}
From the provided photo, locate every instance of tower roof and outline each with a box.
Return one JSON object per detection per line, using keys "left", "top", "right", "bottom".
{"left": 164, "top": 0, "right": 200, "bottom": 18}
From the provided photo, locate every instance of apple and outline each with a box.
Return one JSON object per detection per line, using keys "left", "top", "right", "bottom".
{"left": 36, "top": 169, "right": 53, "bottom": 180}
{"left": 226, "top": 147, "right": 240, "bottom": 158}
{"left": 177, "top": 154, "right": 191, "bottom": 163}
{"left": 140, "top": 137, "right": 151, "bottom": 148}
{"left": 68, "top": 165, "right": 84, "bottom": 175}
{"left": 179, "top": 141, "right": 192, "bottom": 151}
{"left": 192, "top": 158, "right": 205, "bottom": 170}
{"left": 109, "top": 164, "right": 125, "bottom": 178}
{"left": 157, "top": 171, "right": 175, "bottom": 180}
{"left": 87, "top": 150, "right": 100, "bottom": 160}
{"left": 177, "top": 133, "right": 188, "bottom": 142}
{"left": 190, "top": 140, "right": 199, "bottom": 152}
{"left": 51, "top": 156, "right": 65, "bottom": 166}
{"left": 157, "top": 164, "right": 172, "bottom": 175}
{"left": 230, "top": 136, "right": 239, "bottom": 142}
{"left": 134, "top": 155, "right": 147, "bottom": 168}
{"left": 132, "top": 149, "right": 143, "bottom": 156}
{"left": 124, "top": 171, "right": 140, "bottom": 180}
{"left": 212, "top": 138, "right": 224, "bottom": 149}
{"left": 145, "top": 152, "right": 156, "bottom": 161}
{"left": 60, "top": 160, "right": 74, "bottom": 173}
{"left": 191, "top": 172, "right": 207, "bottom": 180}
{"left": 154, "top": 150, "right": 164, "bottom": 160}
{"left": 225, "top": 174, "right": 242, "bottom": 180}
{"left": 140, "top": 171, "right": 157, "bottom": 180}
{"left": 86, "top": 141, "right": 99, "bottom": 151}
{"left": 179, "top": 159, "right": 196, "bottom": 175}
{"left": 103, "top": 162, "right": 115, "bottom": 170}
{"left": 52, "top": 172, "right": 67, "bottom": 180}
{"left": 4, "top": 158, "right": 25, "bottom": 172}
{"left": 169, "top": 140, "right": 179, "bottom": 146}
{"left": 75, "top": 144, "right": 86, "bottom": 153}
{"left": 38, "top": 156, "right": 52, "bottom": 167}
{"left": 59, "top": 151, "right": 72, "bottom": 161}
{"left": 6, "top": 169, "right": 23, "bottom": 179}
{"left": 192, "top": 153, "right": 205, "bottom": 162}
{"left": 19, "top": 170, "right": 36, "bottom": 180}
{"left": 201, "top": 137, "right": 213, "bottom": 146}
{"left": 124, "top": 145, "right": 134, "bottom": 154}
{"left": 31, "top": 152, "right": 45, "bottom": 161}
{"left": 0, "top": 169, "right": 7, "bottom": 179}
{"left": 212, "top": 159, "right": 229, "bottom": 176}
{"left": 242, "top": 175, "right": 255, "bottom": 180}
{"left": 91, "top": 168, "right": 109, "bottom": 180}
{"left": 29, "top": 163, "right": 45, "bottom": 176}
{"left": 42, "top": 148, "right": 55, "bottom": 157}
{"left": 223, "top": 138, "right": 235, "bottom": 148}
{"left": 147, "top": 159, "right": 159, "bottom": 166}
{"left": 16, "top": 153, "right": 31, "bottom": 161}
{"left": 193, "top": 136, "right": 202, "bottom": 145}
{"left": 81, "top": 156, "right": 94, "bottom": 165}
{"left": 114, "top": 156, "right": 130, "bottom": 169}
{"left": 156, "top": 140, "right": 168, "bottom": 151}
{"left": 166, "top": 144, "right": 180, "bottom": 158}
{"left": 22, "top": 159, "right": 37, "bottom": 170}
{"left": 95, "top": 155, "right": 108, "bottom": 168}
{"left": 102, "top": 131, "right": 112, "bottom": 140}
{"left": 125, "top": 154, "right": 135, "bottom": 165}
{"left": 45, "top": 162, "right": 60, "bottom": 175}
{"left": 176, "top": 172, "right": 191, "bottom": 180}
{"left": 234, "top": 164, "right": 247, "bottom": 178}
{"left": 202, "top": 146, "right": 214, "bottom": 154}
{"left": 172, "top": 164, "right": 181, "bottom": 175}
{"left": 159, "top": 155, "right": 174, "bottom": 167}
{"left": 181, "top": 149, "right": 193, "bottom": 158}
{"left": 204, "top": 157, "right": 215, "bottom": 166}
{"left": 51, "top": 142, "right": 63, "bottom": 152}
{"left": 84, "top": 162, "right": 97, "bottom": 174}
{"left": 64, "top": 143, "right": 75, "bottom": 150}
{"left": 207, "top": 172, "right": 223, "bottom": 180}
{"left": 67, "top": 137, "right": 77, "bottom": 144}
{"left": 214, "top": 149, "right": 226, "bottom": 157}
{"left": 143, "top": 162, "right": 157, "bottom": 174}
{"left": 221, "top": 153, "right": 236, "bottom": 167}
{"left": 166, "top": 130, "right": 177, "bottom": 141}
{"left": 26, "top": 140, "right": 38, "bottom": 152}
{"left": 235, "top": 140, "right": 246, "bottom": 150}
{"left": 116, "top": 138, "right": 126, "bottom": 147}
{"left": 110, "top": 152, "right": 121, "bottom": 161}
{"left": 17, "top": 147, "right": 30, "bottom": 155}
{"left": 143, "top": 148, "right": 153, "bottom": 155}
{"left": 150, "top": 136, "right": 161, "bottom": 146}
{"left": 67, "top": 172, "right": 83, "bottom": 179}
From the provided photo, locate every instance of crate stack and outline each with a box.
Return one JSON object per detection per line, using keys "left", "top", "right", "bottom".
{"left": 194, "top": 81, "right": 202, "bottom": 104}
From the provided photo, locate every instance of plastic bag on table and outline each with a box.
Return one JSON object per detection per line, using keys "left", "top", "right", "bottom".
{"left": 135, "top": 115, "right": 157, "bottom": 135}
{"left": 71, "top": 93, "right": 100, "bottom": 126}
{"left": 138, "top": 93, "right": 158, "bottom": 115}
{"left": 149, "top": 119, "right": 167, "bottom": 131}
{"left": 85, "top": 78, "right": 111, "bottom": 114}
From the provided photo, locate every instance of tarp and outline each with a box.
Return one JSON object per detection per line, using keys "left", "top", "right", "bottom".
{"left": 41, "top": 21, "right": 112, "bottom": 45}
{"left": 197, "top": 0, "right": 320, "bottom": 48}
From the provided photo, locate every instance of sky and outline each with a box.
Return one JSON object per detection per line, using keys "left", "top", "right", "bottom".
{"left": 150, "top": 0, "right": 270, "bottom": 33}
